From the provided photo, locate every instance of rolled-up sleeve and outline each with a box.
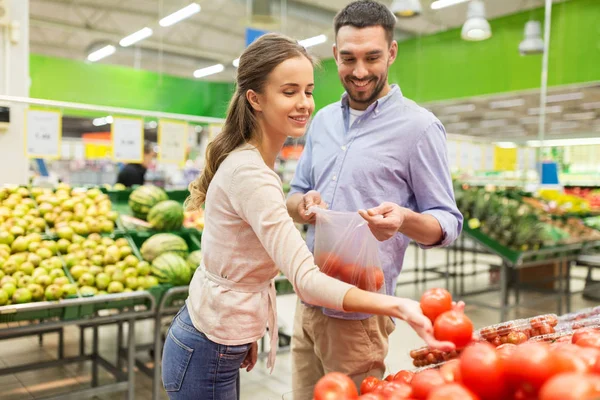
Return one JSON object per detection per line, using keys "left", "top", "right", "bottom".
{"left": 408, "top": 122, "right": 463, "bottom": 249}
{"left": 288, "top": 117, "right": 316, "bottom": 198}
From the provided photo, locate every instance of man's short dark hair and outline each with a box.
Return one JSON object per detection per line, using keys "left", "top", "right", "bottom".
{"left": 334, "top": 0, "right": 396, "bottom": 44}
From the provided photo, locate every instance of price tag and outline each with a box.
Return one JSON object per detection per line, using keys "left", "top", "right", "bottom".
{"left": 111, "top": 117, "right": 144, "bottom": 162}
{"left": 25, "top": 110, "right": 62, "bottom": 159}
{"left": 158, "top": 120, "right": 188, "bottom": 164}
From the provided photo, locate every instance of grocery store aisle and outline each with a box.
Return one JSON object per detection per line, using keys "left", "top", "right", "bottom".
{"left": 0, "top": 246, "right": 598, "bottom": 400}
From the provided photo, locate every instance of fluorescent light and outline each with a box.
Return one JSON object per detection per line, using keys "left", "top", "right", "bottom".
{"left": 490, "top": 98, "right": 524, "bottom": 109}
{"left": 390, "top": 0, "right": 422, "bottom": 17}
{"left": 193, "top": 64, "right": 225, "bottom": 78}
{"left": 495, "top": 142, "right": 517, "bottom": 148}
{"left": 119, "top": 27, "right": 153, "bottom": 47}
{"left": 546, "top": 92, "right": 584, "bottom": 103}
{"left": 299, "top": 34, "right": 327, "bottom": 48}
{"left": 159, "top": 3, "right": 201, "bottom": 27}
{"left": 105, "top": 116, "right": 113, "bottom": 124}
{"left": 528, "top": 105, "right": 563, "bottom": 115}
{"left": 431, "top": 0, "right": 469, "bottom": 10}
{"left": 93, "top": 117, "right": 107, "bottom": 126}
{"left": 582, "top": 101, "right": 600, "bottom": 110}
{"left": 441, "top": 104, "right": 475, "bottom": 114}
{"left": 527, "top": 138, "right": 600, "bottom": 147}
{"left": 87, "top": 45, "right": 116, "bottom": 62}
{"left": 232, "top": 58, "right": 240, "bottom": 68}
{"left": 563, "top": 112, "right": 596, "bottom": 121}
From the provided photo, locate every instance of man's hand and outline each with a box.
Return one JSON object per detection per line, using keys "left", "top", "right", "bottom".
{"left": 358, "top": 202, "right": 410, "bottom": 241}
{"left": 240, "top": 341, "right": 258, "bottom": 372}
{"left": 297, "top": 190, "right": 327, "bottom": 224}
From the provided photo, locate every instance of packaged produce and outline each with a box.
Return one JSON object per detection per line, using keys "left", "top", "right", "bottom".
{"left": 409, "top": 346, "right": 460, "bottom": 367}
{"left": 477, "top": 314, "right": 558, "bottom": 346}
{"left": 558, "top": 305, "right": 600, "bottom": 322}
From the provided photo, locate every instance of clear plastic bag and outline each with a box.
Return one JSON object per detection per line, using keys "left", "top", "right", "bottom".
{"left": 310, "top": 207, "right": 384, "bottom": 293}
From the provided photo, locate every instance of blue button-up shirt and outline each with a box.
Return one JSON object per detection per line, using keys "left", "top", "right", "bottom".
{"left": 289, "top": 84, "right": 463, "bottom": 320}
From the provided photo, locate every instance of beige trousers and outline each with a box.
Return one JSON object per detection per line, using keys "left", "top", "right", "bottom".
{"left": 290, "top": 299, "right": 395, "bottom": 399}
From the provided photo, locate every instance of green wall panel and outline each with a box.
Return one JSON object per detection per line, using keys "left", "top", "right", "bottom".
{"left": 29, "top": 54, "right": 235, "bottom": 118}
{"left": 314, "top": 0, "right": 600, "bottom": 110}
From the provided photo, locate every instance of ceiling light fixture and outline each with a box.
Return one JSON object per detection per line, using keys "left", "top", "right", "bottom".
{"left": 193, "top": 64, "right": 225, "bottom": 78}
{"left": 461, "top": 0, "right": 491, "bottom": 41}
{"left": 87, "top": 45, "right": 116, "bottom": 62}
{"left": 299, "top": 34, "right": 327, "bottom": 48}
{"left": 119, "top": 27, "right": 153, "bottom": 47}
{"left": 159, "top": 3, "right": 201, "bottom": 27}
{"left": 232, "top": 58, "right": 240, "bottom": 68}
{"left": 519, "top": 21, "right": 544, "bottom": 55}
{"left": 390, "top": 0, "right": 422, "bottom": 17}
{"left": 431, "top": 0, "right": 469, "bottom": 10}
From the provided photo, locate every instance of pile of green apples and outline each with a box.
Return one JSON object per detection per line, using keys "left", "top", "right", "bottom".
{"left": 0, "top": 233, "right": 77, "bottom": 306}
{"left": 0, "top": 186, "right": 47, "bottom": 237}
{"left": 60, "top": 233, "right": 159, "bottom": 296}
{"left": 31, "top": 183, "right": 118, "bottom": 236}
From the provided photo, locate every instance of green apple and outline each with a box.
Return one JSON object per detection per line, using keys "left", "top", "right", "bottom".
{"left": 145, "top": 276, "right": 159, "bottom": 288}
{"left": 111, "top": 270, "right": 126, "bottom": 284}
{"left": 82, "top": 240, "right": 97, "bottom": 250}
{"left": 2, "top": 282, "right": 17, "bottom": 298}
{"left": 34, "top": 274, "right": 52, "bottom": 287}
{"left": 61, "top": 283, "right": 78, "bottom": 298}
{"left": 90, "top": 255, "right": 103, "bottom": 267}
{"left": 18, "top": 275, "right": 33, "bottom": 288}
{"left": 116, "top": 261, "right": 126, "bottom": 270}
{"left": 70, "top": 265, "right": 88, "bottom": 280}
{"left": 0, "top": 231, "right": 15, "bottom": 246}
{"left": 63, "top": 253, "right": 79, "bottom": 268}
{"left": 27, "top": 283, "right": 44, "bottom": 301}
{"left": 28, "top": 241, "right": 41, "bottom": 253}
{"left": 115, "top": 238, "right": 129, "bottom": 248}
{"left": 119, "top": 246, "right": 133, "bottom": 259}
{"left": 67, "top": 243, "right": 81, "bottom": 254}
{"left": 79, "top": 286, "right": 97, "bottom": 296}
{"left": 41, "top": 240, "right": 58, "bottom": 255}
{"left": 11, "top": 271, "right": 25, "bottom": 282}
{"left": 95, "top": 273, "right": 110, "bottom": 290}
{"left": 11, "top": 236, "right": 30, "bottom": 253}
{"left": 2, "top": 259, "right": 18, "bottom": 275}
{"left": 89, "top": 265, "right": 103, "bottom": 276}
{"left": 136, "top": 261, "right": 151, "bottom": 276}
{"left": 32, "top": 267, "right": 48, "bottom": 278}
{"left": 52, "top": 276, "right": 70, "bottom": 287}
{"left": 123, "top": 267, "right": 138, "bottom": 279}
{"left": 0, "top": 288, "right": 8, "bottom": 305}
{"left": 36, "top": 247, "right": 53, "bottom": 260}
{"left": 71, "top": 234, "right": 85, "bottom": 244}
{"left": 13, "top": 287, "right": 32, "bottom": 304}
{"left": 104, "top": 265, "right": 117, "bottom": 277}
{"left": 101, "top": 237, "right": 115, "bottom": 247}
{"left": 125, "top": 276, "right": 138, "bottom": 290}
{"left": 78, "top": 273, "right": 95, "bottom": 287}
{"left": 123, "top": 255, "right": 139, "bottom": 268}
{"left": 57, "top": 239, "right": 71, "bottom": 253}
{"left": 44, "top": 284, "right": 63, "bottom": 301}
{"left": 27, "top": 253, "right": 42, "bottom": 267}
{"left": 49, "top": 268, "right": 65, "bottom": 281}
{"left": 107, "top": 281, "right": 124, "bottom": 293}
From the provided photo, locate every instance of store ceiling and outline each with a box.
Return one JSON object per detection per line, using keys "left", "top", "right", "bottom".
{"left": 29, "top": 0, "right": 554, "bottom": 81}
{"left": 423, "top": 83, "right": 600, "bottom": 142}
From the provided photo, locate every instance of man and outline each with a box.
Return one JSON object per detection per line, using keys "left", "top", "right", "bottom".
{"left": 116, "top": 141, "right": 156, "bottom": 187}
{"left": 285, "top": 0, "right": 463, "bottom": 392}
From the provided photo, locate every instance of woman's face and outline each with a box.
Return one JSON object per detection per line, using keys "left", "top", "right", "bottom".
{"left": 253, "top": 56, "right": 315, "bottom": 140}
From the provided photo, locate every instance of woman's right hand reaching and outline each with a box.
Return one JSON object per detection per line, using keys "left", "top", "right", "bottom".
{"left": 395, "top": 298, "right": 457, "bottom": 351}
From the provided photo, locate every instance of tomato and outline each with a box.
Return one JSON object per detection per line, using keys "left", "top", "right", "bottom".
{"left": 538, "top": 373, "right": 600, "bottom": 400}
{"left": 459, "top": 342, "right": 506, "bottom": 400}
{"left": 550, "top": 344, "right": 589, "bottom": 374}
{"left": 495, "top": 343, "right": 517, "bottom": 362}
{"left": 357, "top": 394, "right": 384, "bottom": 400}
{"left": 357, "top": 266, "right": 384, "bottom": 291}
{"left": 315, "top": 252, "right": 344, "bottom": 277}
{"left": 439, "top": 359, "right": 461, "bottom": 383}
{"left": 379, "top": 382, "right": 412, "bottom": 398}
{"left": 393, "top": 370, "right": 414, "bottom": 384}
{"left": 371, "top": 381, "right": 389, "bottom": 393}
{"left": 420, "top": 288, "right": 453, "bottom": 323}
{"left": 427, "top": 383, "right": 480, "bottom": 400}
{"left": 314, "top": 372, "right": 359, "bottom": 400}
{"left": 384, "top": 374, "right": 394, "bottom": 382}
{"left": 433, "top": 311, "right": 474, "bottom": 349}
{"left": 360, "top": 376, "right": 381, "bottom": 395}
{"left": 575, "top": 335, "right": 600, "bottom": 350}
{"left": 339, "top": 263, "right": 358, "bottom": 284}
{"left": 503, "top": 342, "right": 555, "bottom": 394}
{"left": 593, "top": 355, "right": 600, "bottom": 375}
{"left": 410, "top": 369, "right": 445, "bottom": 399}
{"left": 572, "top": 328, "right": 600, "bottom": 344}
{"left": 570, "top": 345, "right": 600, "bottom": 370}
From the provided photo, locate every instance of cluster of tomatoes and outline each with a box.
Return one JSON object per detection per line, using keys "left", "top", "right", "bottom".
{"left": 313, "top": 325, "right": 600, "bottom": 399}
{"left": 315, "top": 252, "right": 384, "bottom": 292}
{"left": 478, "top": 315, "right": 559, "bottom": 347}
{"left": 419, "top": 288, "right": 474, "bottom": 349}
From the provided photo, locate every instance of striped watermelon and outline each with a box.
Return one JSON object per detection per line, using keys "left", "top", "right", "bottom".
{"left": 128, "top": 185, "right": 168, "bottom": 220}
{"left": 147, "top": 201, "right": 184, "bottom": 231}
{"left": 187, "top": 250, "right": 202, "bottom": 271}
{"left": 140, "top": 233, "right": 188, "bottom": 262}
{"left": 151, "top": 252, "right": 192, "bottom": 286}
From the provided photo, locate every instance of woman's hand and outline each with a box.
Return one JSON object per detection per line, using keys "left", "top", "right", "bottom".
{"left": 240, "top": 341, "right": 258, "bottom": 372}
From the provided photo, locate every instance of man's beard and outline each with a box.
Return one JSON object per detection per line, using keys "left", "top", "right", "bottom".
{"left": 342, "top": 72, "right": 387, "bottom": 107}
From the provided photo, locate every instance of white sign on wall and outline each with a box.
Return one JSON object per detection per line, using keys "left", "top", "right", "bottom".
{"left": 111, "top": 117, "right": 144, "bottom": 162}
{"left": 158, "top": 120, "right": 188, "bottom": 164}
{"left": 24, "top": 110, "right": 62, "bottom": 159}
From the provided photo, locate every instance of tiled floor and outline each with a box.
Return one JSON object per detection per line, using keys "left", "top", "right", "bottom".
{"left": 0, "top": 246, "right": 598, "bottom": 399}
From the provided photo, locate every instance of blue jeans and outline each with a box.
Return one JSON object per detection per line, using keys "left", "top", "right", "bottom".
{"left": 161, "top": 304, "right": 251, "bottom": 400}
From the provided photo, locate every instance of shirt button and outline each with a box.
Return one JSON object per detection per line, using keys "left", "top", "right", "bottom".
{"left": 332, "top": 176, "right": 337, "bottom": 181}
{"left": 341, "top": 146, "right": 347, "bottom": 151}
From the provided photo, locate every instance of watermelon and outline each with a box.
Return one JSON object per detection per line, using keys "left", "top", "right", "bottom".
{"left": 151, "top": 252, "right": 192, "bottom": 286}
{"left": 128, "top": 185, "right": 168, "bottom": 220}
{"left": 140, "top": 233, "right": 188, "bottom": 262}
{"left": 187, "top": 250, "right": 202, "bottom": 271}
{"left": 147, "top": 201, "right": 184, "bottom": 231}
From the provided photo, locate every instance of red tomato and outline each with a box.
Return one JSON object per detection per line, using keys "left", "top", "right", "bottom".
{"left": 572, "top": 328, "right": 600, "bottom": 344}
{"left": 550, "top": 344, "right": 589, "bottom": 374}
{"left": 384, "top": 374, "right": 394, "bottom": 382}
{"left": 495, "top": 343, "right": 517, "bottom": 362}
{"left": 420, "top": 288, "right": 453, "bottom": 323}
{"left": 427, "top": 383, "right": 480, "bottom": 400}
{"left": 439, "top": 359, "right": 461, "bottom": 383}
{"left": 393, "top": 370, "right": 415, "bottom": 384}
{"left": 503, "top": 342, "right": 555, "bottom": 394}
{"left": 411, "top": 369, "right": 445, "bottom": 399}
{"left": 315, "top": 252, "right": 344, "bottom": 277}
{"left": 593, "top": 355, "right": 600, "bottom": 374}
{"left": 379, "top": 382, "right": 412, "bottom": 398}
{"left": 371, "top": 381, "right": 389, "bottom": 393}
{"left": 575, "top": 335, "right": 600, "bottom": 350}
{"left": 433, "top": 311, "right": 474, "bottom": 349}
{"left": 357, "top": 266, "right": 385, "bottom": 291}
{"left": 314, "top": 372, "right": 359, "bottom": 400}
{"left": 459, "top": 342, "right": 506, "bottom": 400}
{"left": 339, "top": 263, "right": 358, "bottom": 284}
{"left": 571, "top": 345, "right": 600, "bottom": 370}
{"left": 538, "top": 373, "right": 600, "bottom": 400}
{"left": 360, "top": 377, "right": 381, "bottom": 395}
{"left": 358, "top": 394, "right": 385, "bottom": 400}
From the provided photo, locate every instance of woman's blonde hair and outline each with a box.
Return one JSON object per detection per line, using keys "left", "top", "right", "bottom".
{"left": 186, "top": 33, "right": 313, "bottom": 210}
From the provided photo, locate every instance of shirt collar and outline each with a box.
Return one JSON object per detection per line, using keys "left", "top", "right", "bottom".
{"left": 340, "top": 84, "right": 402, "bottom": 113}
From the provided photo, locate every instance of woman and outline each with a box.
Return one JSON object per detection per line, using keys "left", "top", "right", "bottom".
{"left": 161, "top": 33, "right": 455, "bottom": 399}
